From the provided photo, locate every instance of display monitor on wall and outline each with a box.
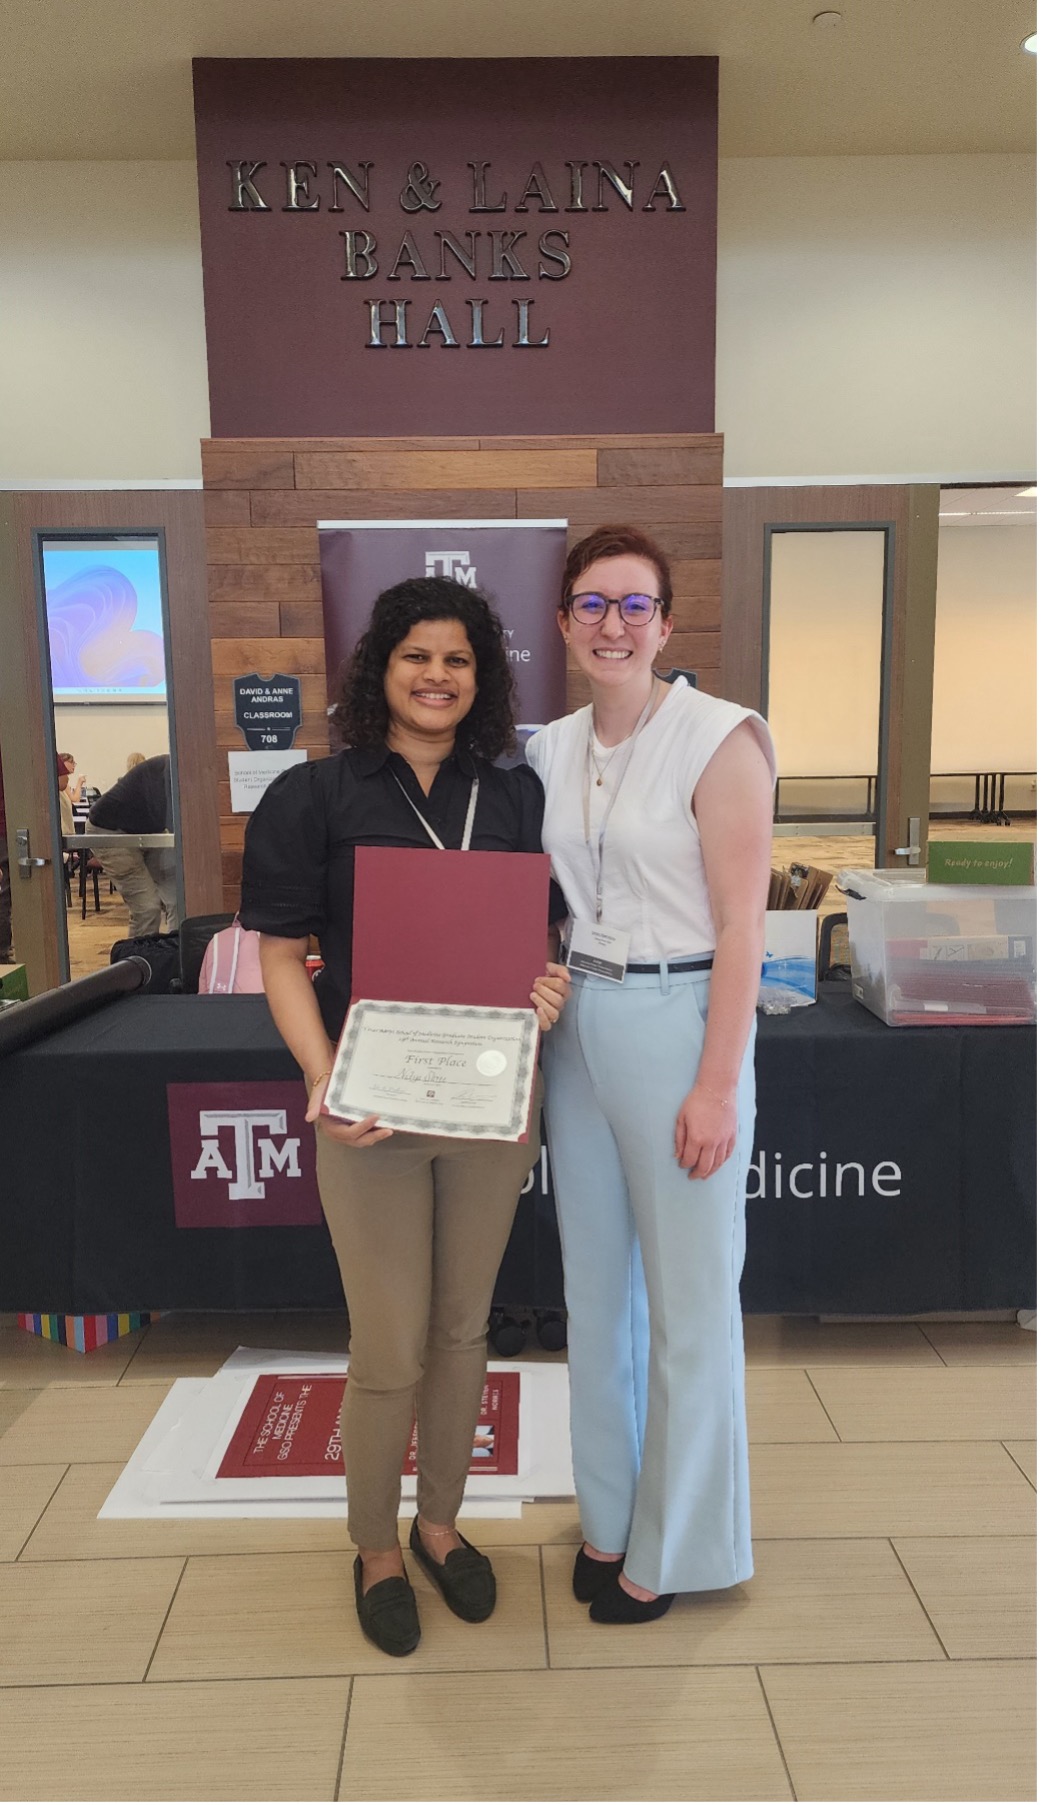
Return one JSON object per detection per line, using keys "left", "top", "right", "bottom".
{"left": 40, "top": 537, "right": 168, "bottom": 703}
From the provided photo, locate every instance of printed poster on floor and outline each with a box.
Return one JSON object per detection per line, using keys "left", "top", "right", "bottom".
{"left": 217, "top": 1372, "right": 521, "bottom": 1479}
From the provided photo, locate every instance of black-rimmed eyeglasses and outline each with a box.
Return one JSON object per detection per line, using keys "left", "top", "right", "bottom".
{"left": 566, "top": 592, "right": 663, "bottom": 626}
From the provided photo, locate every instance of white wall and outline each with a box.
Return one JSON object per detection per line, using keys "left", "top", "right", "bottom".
{"left": 931, "top": 524, "right": 1036, "bottom": 772}
{"left": 717, "top": 153, "right": 1035, "bottom": 481}
{"left": 0, "top": 152, "right": 1034, "bottom": 484}
{"left": 0, "top": 162, "right": 209, "bottom": 481}
{"left": 52, "top": 703, "right": 170, "bottom": 794}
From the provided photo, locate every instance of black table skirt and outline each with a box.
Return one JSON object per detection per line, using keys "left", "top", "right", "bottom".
{"left": 1, "top": 985, "right": 1034, "bottom": 1316}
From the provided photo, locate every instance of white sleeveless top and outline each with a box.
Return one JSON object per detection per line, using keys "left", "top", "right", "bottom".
{"left": 526, "top": 678, "right": 776, "bottom": 961}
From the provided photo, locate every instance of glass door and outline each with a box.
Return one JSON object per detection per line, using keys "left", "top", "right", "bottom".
{"left": 764, "top": 526, "right": 889, "bottom": 861}
{"left": 34, "top": 531, "right": 182, "bottom": 981}
{"left": 722, "top": 484, "right": 940, "bottom": 874}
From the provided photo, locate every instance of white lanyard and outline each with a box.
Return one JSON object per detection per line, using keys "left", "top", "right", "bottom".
{"left": 391, "top": 771, "right": 479, "bottom": 852}
{"left": 581, "top": 684, "right": 659, "bottom": 923}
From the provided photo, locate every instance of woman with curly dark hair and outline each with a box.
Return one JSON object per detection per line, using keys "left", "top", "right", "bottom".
{"left": 333, "top": 578, "right": 519, "bottom": 762}
{"left": 239, "top": 576, "right": 569, "bottom": 1659}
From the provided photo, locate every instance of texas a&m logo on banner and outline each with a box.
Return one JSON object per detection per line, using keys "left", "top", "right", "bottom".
{"left": 166, "top": 1082, "right": 323, "bottom": 1228}
{"left": 424, "top": 549, "right": 477, "bottom": 587}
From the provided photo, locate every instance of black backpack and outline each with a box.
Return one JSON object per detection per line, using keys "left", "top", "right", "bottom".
{"left": 109, "top": 931, "right": 182, "bottom": 994}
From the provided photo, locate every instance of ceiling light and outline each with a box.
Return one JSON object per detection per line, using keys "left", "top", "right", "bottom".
{"left": 1022, "top": 32, "right": 1037, "bottom": 51}
{"left": 938, "top": 508, "right": 1032, "bottom": 519}
{"left": 812, "top": 11, "right": 843, "bottom": 25}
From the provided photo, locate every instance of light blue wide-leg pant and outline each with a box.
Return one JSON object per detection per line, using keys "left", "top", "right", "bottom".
{"left": 541, "top": 964, "right": 756, "bottom": 1595}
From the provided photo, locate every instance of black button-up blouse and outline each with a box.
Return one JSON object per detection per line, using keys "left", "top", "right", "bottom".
{"left": 239, "top": 744, "right": 560, "bottom": 1039}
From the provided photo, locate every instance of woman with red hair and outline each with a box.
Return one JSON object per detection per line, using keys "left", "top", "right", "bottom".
{"left": 527, "top": 525, "right": 775, "bottom": 1623}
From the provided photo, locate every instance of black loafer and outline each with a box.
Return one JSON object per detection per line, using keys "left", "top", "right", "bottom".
{"left": 409, "top": 1517, "right": 496, "bottom": 1622}
{"left": 589, "top": 1574, "right": 676, "bottom": 1623}
{"left": 572, "top": 1546, "right": 625, "bottom": 1603}
{"left": 353, "top": 1554, "right": 421, "bottom": 1656}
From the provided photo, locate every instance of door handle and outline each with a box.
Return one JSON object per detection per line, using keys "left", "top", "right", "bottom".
{"left": 15, "top": 827, "right": 51, "bottom": 875}
{"left": 892, "top": 816, "right": 921, "bottom": 866}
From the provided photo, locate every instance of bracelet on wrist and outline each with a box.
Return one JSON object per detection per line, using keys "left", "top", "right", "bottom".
{"left": 309, "top": 1070, "right": 332, "bottom": 1095}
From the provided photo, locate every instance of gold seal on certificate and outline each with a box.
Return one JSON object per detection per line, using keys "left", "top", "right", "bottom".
{"left": 326, "top": 1000, "right": 539, "bottom": 1141}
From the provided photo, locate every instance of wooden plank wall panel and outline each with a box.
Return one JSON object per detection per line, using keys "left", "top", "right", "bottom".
{"left": 249, "top": 490, "right": 517, "bottom": 527}
{"left": 204, "top": 434, "right": 722, "bottom": 911}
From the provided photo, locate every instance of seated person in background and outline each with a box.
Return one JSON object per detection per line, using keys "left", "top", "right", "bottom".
{"left": 57, "top": 752, "right": 86, "bottom": 805}
{"left": 89, "top": 752, "right": 179, "bottom": 938}
{"left": 125, "top": 751, "right": 146, "bottom": 772}
{"left": 56, "top": 753, "right": 75, "bottom": 837}
{"left": 57, "top": 756, "right": 83, "bottom": 903}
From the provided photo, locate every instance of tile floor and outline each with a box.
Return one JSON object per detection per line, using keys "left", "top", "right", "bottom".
{"left": 0, "top": 1310, "right": 1035, "bottom": 1803}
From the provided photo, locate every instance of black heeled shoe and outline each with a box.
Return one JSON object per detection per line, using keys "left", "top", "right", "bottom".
{"left": 353, "top": 1554, "right": 421, "bottom": 1656}
{"left": 572, "top": 1546, "right": 625, "bottom": 1603}
{"left": 409, "top": 1517, "right": 496, "bottom": 1622}
{"left": 589, "top": 1574, "right": 676, "bottom": 1623}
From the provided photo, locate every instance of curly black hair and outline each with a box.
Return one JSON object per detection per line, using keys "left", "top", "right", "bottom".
{"left": 332, "top": 576, "right": 517, "bottom": 760}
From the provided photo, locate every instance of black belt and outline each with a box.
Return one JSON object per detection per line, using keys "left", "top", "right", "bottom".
{"left": 563, "top": 948, "right": 713, "bottom": 974}
{"left": 624, "top": 956, "right": 714, "bottom": 973}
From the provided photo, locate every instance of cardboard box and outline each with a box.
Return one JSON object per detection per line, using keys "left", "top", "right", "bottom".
{"left": 758, "top": 911, "right": 818, "bottom": 1010}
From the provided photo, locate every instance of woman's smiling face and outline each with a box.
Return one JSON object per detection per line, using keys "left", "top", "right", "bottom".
{"left": 560, "top": 553, "right": 672, "bottom": 692}
{"left": 383, "top": 618, "right": 478, "bottom": 740}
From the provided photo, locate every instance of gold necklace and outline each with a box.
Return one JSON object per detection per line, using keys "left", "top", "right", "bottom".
{"left": 589, "top": 678, "right": 663, "bottom": 785}
{"left": 589, "top": 739, "right": 624, "bottom": 787}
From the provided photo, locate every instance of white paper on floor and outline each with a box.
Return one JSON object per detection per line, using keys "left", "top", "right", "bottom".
{"left": 99, "top": 1350, "right": 574, "bottom": 1521}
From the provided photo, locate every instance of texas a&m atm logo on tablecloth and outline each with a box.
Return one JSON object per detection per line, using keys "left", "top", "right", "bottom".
{"left": 166, "top": 1083, "right": 323, "bottom": 1228}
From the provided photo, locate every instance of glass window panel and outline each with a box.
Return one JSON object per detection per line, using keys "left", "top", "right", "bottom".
{"left": 767, "top": 529, "right": 885, "bottom": 781}
{"left": 38, "top": 532, "right": 179, "bottom": 980}
{"left": 932, "top": 518, "right": 1036, "bottom": 775}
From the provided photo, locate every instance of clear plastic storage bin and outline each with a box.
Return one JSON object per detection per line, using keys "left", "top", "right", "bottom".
{"left": 837, "top": 870, "right": 1036, "bottom": 1026}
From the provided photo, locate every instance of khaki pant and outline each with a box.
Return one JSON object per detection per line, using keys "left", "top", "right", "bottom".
{"left": 316, "top": 1089, "right": 541, "bottom": 1549}
{"left": 100, "top": 845, "right": 179, "bottom": 937}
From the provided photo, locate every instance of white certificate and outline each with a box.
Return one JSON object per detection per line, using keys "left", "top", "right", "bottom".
{"left": 325, "top": 1000, "right": 539, "bottom": 1141}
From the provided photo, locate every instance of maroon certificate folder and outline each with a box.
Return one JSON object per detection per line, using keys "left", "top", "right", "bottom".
{"left": 350, "top": 846, "right": 551, "bottom": 1008}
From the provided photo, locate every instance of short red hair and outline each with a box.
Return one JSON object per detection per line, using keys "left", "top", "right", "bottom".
{"left": 561, "top": 525, "right": 673, "bottom": 617}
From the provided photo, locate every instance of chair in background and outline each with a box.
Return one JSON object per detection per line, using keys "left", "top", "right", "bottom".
{"left": 817, "top": 911, "right": 850, "bottom": 981}
{"left": 79, "top": 852, "right": 103, "bottom": 919}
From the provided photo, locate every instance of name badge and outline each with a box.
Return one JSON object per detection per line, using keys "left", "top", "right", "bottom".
{"left": 566, "top": 919, "right": 630, "bottom": 984}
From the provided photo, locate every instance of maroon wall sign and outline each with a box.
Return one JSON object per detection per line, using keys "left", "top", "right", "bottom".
{"left": 192, "top": 57, "right": 718, "bottom": 437}
{"left": 319, "top": 520, "right": 568, "bottom": 729}
{"left": 167, "top": 1082, "right": 322, "bottom": 1229}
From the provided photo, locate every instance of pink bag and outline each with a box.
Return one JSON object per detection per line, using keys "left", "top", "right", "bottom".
{"left": 198, "top": 919, "right": 265, "bottom": 995}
